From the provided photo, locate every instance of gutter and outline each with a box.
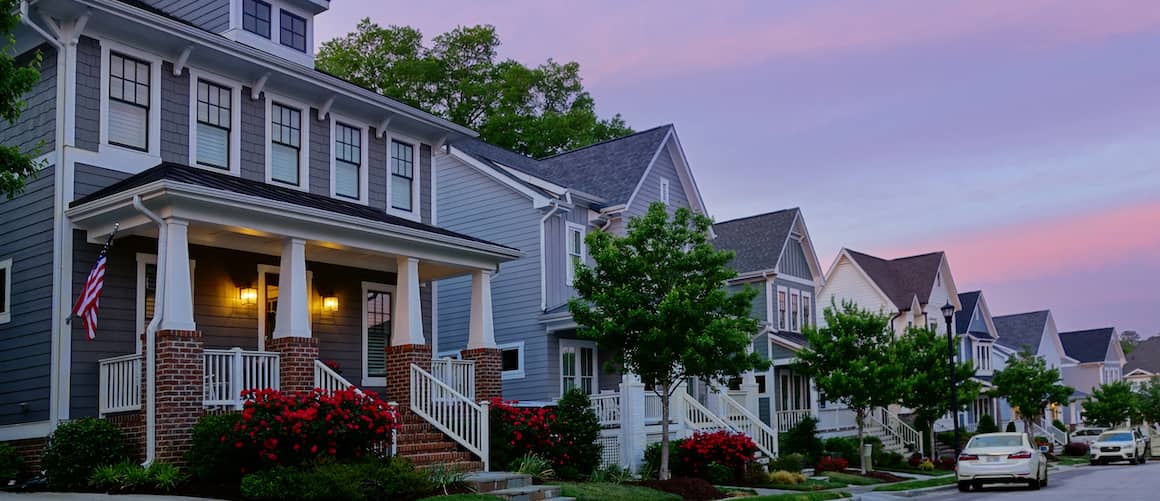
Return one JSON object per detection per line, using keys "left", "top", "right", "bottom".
{"left": 131, "top": 195, "right": 165, "bottom": 467}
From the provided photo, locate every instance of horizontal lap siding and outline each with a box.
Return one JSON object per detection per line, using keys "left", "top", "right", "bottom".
{"left": 0, "top": 168, "right": 56, "bottom": 425}
{"left": 0, "top": 44, "right": 56, "bottom": 156}
{"left": 544, "top": 207, "right": 587, "bottom": 311}
{"left": 435, "top": 154, "right": 547, "bottom": 400}
{"left": 625, "top": 141, "right": 691, "bottom": 220}
{"left": 141, "top": 0, "right": 230, "bottom": 32}
{"left": 309, "top": 263, "right": 395, "bottom": 393}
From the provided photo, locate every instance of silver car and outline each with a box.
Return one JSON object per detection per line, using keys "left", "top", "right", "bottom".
{"left": 1090, "top": 430, "right": 1147, "bottom": 465}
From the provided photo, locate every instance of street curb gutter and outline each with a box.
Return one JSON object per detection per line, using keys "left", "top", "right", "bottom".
{"left": 865, "top": 482, "right": 958, "bottom": 498}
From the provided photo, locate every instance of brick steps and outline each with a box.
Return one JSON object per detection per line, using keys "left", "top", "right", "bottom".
{"left": 394, "top": 413, "right": 483, "bottom": 472}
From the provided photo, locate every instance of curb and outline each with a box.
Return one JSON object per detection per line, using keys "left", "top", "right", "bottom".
{"left": 870, "top": 482, "right": 958, "bottom": 498}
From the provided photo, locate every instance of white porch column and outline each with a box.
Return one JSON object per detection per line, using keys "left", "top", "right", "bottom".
{"left": 392, "top": 256, "right": 425, "bottom": 346}
{"left": 619, "top": 372, "right": 647, "bottom": 472}
{"left": 158, "top": 219, "right": 195, "bottom": 332}
{"left": 467, "top": 270, "right": 496, "bottom": 349}
{"left": 272, "top": 238, "right": 311, "bottom": 339}
{"left": 809, "top": 377, "right": 821, "bottom": 418}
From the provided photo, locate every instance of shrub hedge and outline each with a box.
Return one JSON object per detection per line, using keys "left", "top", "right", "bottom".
{"left": 239, "top": 458, "right": 432, "bottom": 500}
{"left": 41, "top": 417, "right": 130, "bottom": 489}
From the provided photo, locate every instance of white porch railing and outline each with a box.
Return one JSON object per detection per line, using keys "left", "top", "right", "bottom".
{"left": 1032, "top": 422, "right": 1068, "bottom": 447}
{"left": 644, "top": 393, "right": 665, "bottom": 423}
{"left": 313, "top": 360, "right": 361, "bottom": 394}
{"left": 680, "top": 391, "right": 733, "bottom": 432}
{"left": 776, "top": 409, "right": 813, "bottom": 433}
{"left": 870, "top": 407, "right": 923, "bottom": 454}
{"left": 203, "top": 348, "right": 280, "bottom": 408}
{"left": 431, "top": 358, "right": 475, "bottom": 401}
{"left": 98, "top": 354, "right": 142, "bottom": 416}
{"left": 410, "top": 364, "right": 489, "bottom": 471}
{"left": 816, "top": 408, "right": 858, "bottom": 432}
{"left": 722, "top": 394, "right": 778, "bottom": 458}
{"left": 591, "top": 393, "right": 621, "bottom": 427}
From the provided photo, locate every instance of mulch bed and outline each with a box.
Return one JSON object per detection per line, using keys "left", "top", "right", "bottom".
{"left": 860, "top": 470, "right": 907, "bottom": 482}
{"left": 634, "top": 477, "right": 725, "bottom": 501}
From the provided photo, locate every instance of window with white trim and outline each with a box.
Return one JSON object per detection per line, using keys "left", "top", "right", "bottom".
{"left": 107, "top": 52, "right": 151, "bottom": 151}
{"left": 333, "top": 122, "right": 362, "bottom": 199}
{"left": 390, "top": 140, "right": 415, "bottom": 211}
{"left": 242, "top": 0, "right": 271, "bottom": 38}
{"left": 565, "top": 223, "right": 585, "bottom": 286}
{"left": 0, "top": 258, "right": 11, "bottom": 324}
{"left": 660, "top": 177, "right": 670, "bottom": 205}
{"left": 801, "top": 292, "right": 811, "bottom": 328}
{"left": 561, "top": 340, "right": 596, "bottom": 395}
{"left": 195, "top": 79, "right": 232, "bottom": 170}
{"left": 279, "top": 10, "right": 307, "bottom": 52}
{"left": 499, "top": 342, "right": 524, "bottom": 380}
{"left": 270, "top": 102, "right": 302, "bottom": 186}
{"left": 777, "top": 288, "right": 787, "bottom": 330}
{"left": 790, "top": 290, "right": 800, "bottom": 332}
{"left": 362, "top": 284, "right": 393, "bottom": 385}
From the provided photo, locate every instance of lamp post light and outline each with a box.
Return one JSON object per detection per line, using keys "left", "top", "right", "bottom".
{"left": 941, "top": 300, "right": 961, "bottom": 459}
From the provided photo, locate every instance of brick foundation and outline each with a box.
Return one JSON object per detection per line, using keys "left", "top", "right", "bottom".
{"left": 152, "top": 329, "right": 204, "bottom": 465}
{"left": 3, "top": 437, "right": 46, "bottom": 476}
{"left": 384, "top": 344, "right": 432, "bottom": 412}
{"left": 106, "top": 412, "right": 146, "bottom": 462}
{"left": 460, "top": 348, "right": 502, "bottom": 402}
{"left": 268, "top": 337, "right": 319, "bottom": 393}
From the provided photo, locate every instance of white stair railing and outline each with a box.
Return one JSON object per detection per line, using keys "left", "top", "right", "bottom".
{"left": 203, "top": 348, "right": 280, "bottom": 408}
{"left": 410, "top": 364, "right": 490, "bottom": 471}
{"left": 98, "top": 354, "right": 142, "bottom": 416}
{"left": 431, "top": 358, "right": 475, "bottom": 401}
{"left": 313, "top": 360, "right": 362, "bottom": 394}
{"left": 722, "top": 394, "right": 778, "bottom": 458}
{"left": 644, "top": 393, "right": 665, "bottom": 423}
{"left": 869, "top": 407, "right": 923, "bottom": 454}
{"left": 776, "top": 409, "right": 813, "bottom": 433}
{"left": 1032, "top": 422, "right": 1068, "bottom": 447}
{"left": 680, "top": 391, "right": 734, "bottom": 432}
{"left": 591, "top": 393, "right": 621, "bottom": 427}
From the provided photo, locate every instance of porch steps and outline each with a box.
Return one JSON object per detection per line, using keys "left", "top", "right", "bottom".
{"left": 463, "top": 472, "right": 575, "bottom": 501}
{"left": 866, "top": 423, "right": 908, "bottom": 455}
{"left": 396, "top": 415, "right": 483, "bottom": 472}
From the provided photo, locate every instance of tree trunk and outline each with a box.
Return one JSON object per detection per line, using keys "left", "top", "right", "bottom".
{"left": 857, "top": 408, "right": 867, "bottom": 474}
{"left": 927, "top": 422, "right": 936, "bottom": 459}
{"left": 660, "top": 382, "right": 671, "bottom": 480}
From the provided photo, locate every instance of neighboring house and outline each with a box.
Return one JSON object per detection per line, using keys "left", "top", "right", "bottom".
{"left": 433, "top": 125, "right": 710, "bottom": 403}
{"left": 949, "top": 291, "right": 1005, "bottom": 432}
{"left": 1059, "top": 328, "right": 1127, "bottom": 426}
{"left": 993, "top": 310, "right": 1078, "bottom": 429}
{"left": 817, "top": 249, "right": 962, "bottom": 335}
{"left": 1124, "top": 336, "right": 1160, "bottom": 388}
{"left": 0, "top": 0, "right": 521, "bottom": 471}
{"left": 711, "top": 208, "right": 825, "bottom": 430}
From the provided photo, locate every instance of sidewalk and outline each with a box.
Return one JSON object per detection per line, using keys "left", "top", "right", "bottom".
{"left": 0, "top": 493, "right": 219, "bottom": 501}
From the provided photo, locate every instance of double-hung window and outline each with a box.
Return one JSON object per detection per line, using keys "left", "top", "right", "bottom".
{"left": 195, "top": 80, "right": 231, "bottom": 169}
{"left": 390, "top": 140, "right": 415, "bottom": 211}
{"left": 334, "top": 122, "right": 362, "bottom": 199}
{"left": 561, "top": 340, "right": 596, "bottom": 395}
{"left": 279, "top": 10, "right": 307, "bottom": 52}
{"left": 565, "top": 223, "right": 585, "bottom": 286}
{"left": 801, "top": 293, "right": 811, "bottom": 328}
{"left": 270, "top": 103, "right": 302, "bottom": 186}
{"left": 777, "top": 288, "right": 787, "bottom": 330}
{"left": 242, "top": 0, "right": 271, "bottom": 38}
{"left": 0, "top": 258, "right": 11, "bottom": 324}
{"left": 790, "top": 290, "right": 800, "bottom": 331}
{"left": 108, "top": 52, "right": 151, "bottom": 151}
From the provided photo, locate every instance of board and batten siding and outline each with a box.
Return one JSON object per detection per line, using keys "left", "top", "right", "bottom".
{"left": 0, "top": 167, "right": 56, "bottom": 426}
{"left": 817, "top": 255, "right": 892, "bottom": 324}
{"left": 0, "top": 44, "right": 56, "bottom": 156}
{"left": 543, "top": 206, "right": 588, "bottom": 311}
{"left": 434, "top": 153, "right": 547, "bottom": 400}
{"left": 623, "top": 140, "right": 691, "bottom": 221}
{"left": 779, "top": 239, "right": 812, "bottom": 281}
{"left": 140, "top": 0, "right": 231, "bottom": 33}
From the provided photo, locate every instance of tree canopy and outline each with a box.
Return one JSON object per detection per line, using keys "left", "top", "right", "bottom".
{"left": 1136, "top": 378, "right": 1160, "bottom": 426}
{"left": 989, "top": 351, "right": 1073, "bottom": 431}
{"left": 568, "top": 202, "right": 765, "bottom": 479}
{"left": 1120, "top": 330, "right": 1140, "bottom": 355}
{"left": 894, "top": 326, "right": 981, "bottom": 455}
{"left": 317, "top": 21, "right": 633, "bottom": 158}
{"left": 1082, "top": 381, "right": 1138, "bottom": 428}
{"left": 1, "top": 0, "right": 44, "bottom": 198}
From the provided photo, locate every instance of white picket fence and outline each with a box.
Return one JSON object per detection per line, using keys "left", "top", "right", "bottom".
{"left": 98, "top": 354, "right": 143, "bottom": 416}
{"left": 203, "top": 348, "right": 280, "bottom": 408}
{"left": 410, "top": 364, "right": 490, "bottom": 471}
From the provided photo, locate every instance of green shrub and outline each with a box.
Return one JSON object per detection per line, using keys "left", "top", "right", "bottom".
{"left": 512, "top": 453, "right": 556, "bottom": 481}
{"left": 703, "top": 462, "right": 733, "bottom": 485}
{"left": 425, "top": 464, "right": 467, "bottom": 497}
{"left": 553, "top": 389, "right": 602, "bottom": 480}
{"left": 1006, "top": 421, "right": 1016, "bottom": 432}
{"left": 0, "top": 442, "right": 23, "bottom": 482}
{"left": 642, "top": 439, "right": 684, "bottom": 478}
{"left": 875, "top": 451, "right": 904, "bottom": 468}
{"left": 88, "top": 461, "right": 187, "bottom": 493}
{"left": 976, "top": 415, "right": 999, "bottom": 434}
{"left": 589, "top": 464, "right": 634, "bottom": 484}
{"left": 780, "top": 416, "right": 824, "bottom": 464}
{"left": 42, "top": 417, "right": 130, "bottom": 489}
{"left": 936, "top": 431, "right": 974, "bottom": 449}
{"left": 186, "top": 413, "right": 245, "bottom": 482}
{"left": 240, "top": 459, "right": 432, "bottom": 501}
{"left": 490, "top": 390, "right": 601, "bottom": 480}
{"left": 769, "top": 452, "right": 804, "bottom": 473}
{"left": 822, "top": 436, "right": 882, "bottom": 467}
{"left": 1053, "top": 419, "right": 1067, "bottom": 432}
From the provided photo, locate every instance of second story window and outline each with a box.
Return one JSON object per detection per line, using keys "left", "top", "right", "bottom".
{"left": 195, "top": 80, "right": 232, "bottom": 170}
{"left": 243, "top": 0, "right": 272, "bottom": 38}
{"left": 334, "top": 123, "right": 361, "bottom": 200}
{"left": 801, "top": 293, "right": 811, "bottom": 328}
{"left": 566, "top": 223, "right": 585, "bottom": 286}
{"left": 390, "top": 140, "right": 415, "bottom": 211}
{"left": 279, "top": 10, "right": 307, "bottom": 52}
{"left": 777, "top": 289, "right": 786, "bottom": 330}
{"left": 270, "top": 103, "right": 302, "bottom": 186}
{"left": 660, "top": 177, "right": 670, "bottom": 205}
{"left": 790, "top": 290, "right": 800, "bottom": 331}
{"left": 108, "top": 52, "right": 150, "bottom": 151}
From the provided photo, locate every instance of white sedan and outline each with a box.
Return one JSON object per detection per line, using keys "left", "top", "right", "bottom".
{"left": 955, "top": 432, "right": 1048, "bottom": 492}
{"left": 1090, "top": 430, "right": 1147, "bottom": 465}
{"left": 1071, "top": 427, "right": 1105, "bottom": 446}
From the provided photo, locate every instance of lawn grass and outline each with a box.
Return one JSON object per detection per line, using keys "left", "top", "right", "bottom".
{"left": 876, "top": 466, "right": 955, "bottom": 477}
{"left": 871, "top": 475, "right": 957, "bottom": 492}
{"left": 1053, "top": 456, "right": 1089, "bottom": 466}
{"left": 417, "top": 495, "right": 504, "bottom": 501}
{"left": 748, "top": 492, "right": 852, "bottom": 501}
{"left": 820, "top": 471, "right": 886, "bottom": 485}
{"left": 764, "top": 478, "right": 847, "bottom": 491}
{"left": 559, "top": 482, "right": 681, "bottom": 501}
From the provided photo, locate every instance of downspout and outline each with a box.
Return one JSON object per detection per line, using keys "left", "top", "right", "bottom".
{"left": 132, "top": 195, "right": 166, "bottom": 467}
{"left": 539, "top": 200, "right": 562, "bottom": 311}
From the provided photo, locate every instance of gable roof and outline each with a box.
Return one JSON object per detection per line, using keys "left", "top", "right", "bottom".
{"left": 1125, "top": 336, "right": 1160, "bottom": 374}
{"left": 1059, "top": 328, "right": 1116, "bottom": 364}
{"left": 956, "top": 291, "right": 980, "bottom": 334}
{"left": 994, "top": 311, "right": 1050, "bottom": 354}
{"left": 713, "top": 208, "right": 799, "bottom": 273}
{"left": 845, "top": 250, "right": 945, "bottom": 310}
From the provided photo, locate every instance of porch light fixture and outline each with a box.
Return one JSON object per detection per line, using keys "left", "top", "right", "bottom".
{"left": 322, "top": 296, "right": 339, "bottom": 312}
{"left": 942, "top": 300, "right": 961, "bottom": 459}
{"left": 238, "top": 287, "right": 258, "bottom": 305}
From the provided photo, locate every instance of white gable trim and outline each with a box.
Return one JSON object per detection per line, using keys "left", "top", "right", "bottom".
{"left": 1125, "top": 368, "right": 1155, "bottom": 378}
{"left": 821, "top": 249, "right": 897, "bottom": 313}
{"left": 974, "top": 293, "right": 1000, "bottom": 342}
{"left": 772, "top": 211, "right": 825, "bottom": 288}
{"left": 1107, "top": 330, "right": 1127, "bottom": 365}
{"left": 447, "top": 147, "right": 552, "bottom": 208}
{"left": 1043, "top": 312, "right": 1080, "bottom": 363}
{"left": 622, "top": 128, "right": 709, "bottom": 216}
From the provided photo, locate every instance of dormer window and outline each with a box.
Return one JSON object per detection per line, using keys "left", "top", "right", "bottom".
{"left": 242, "top": 0, "right": 272, "bottom": 38}
{"left": 279, "top": 10, "right": 307, "bottom": 52}
{"left": 660, "top": 177, "right": 670, "bottom": 205}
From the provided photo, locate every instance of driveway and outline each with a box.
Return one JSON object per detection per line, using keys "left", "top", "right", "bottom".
{"left": 859, "top": 460, "right": 1160, "bottom": 500}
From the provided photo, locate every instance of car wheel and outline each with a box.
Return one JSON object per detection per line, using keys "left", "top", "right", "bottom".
{"left": 1091, "top": 459, "right": 1099, "bottom": 466}
{"left": 1130, "top": 458, "right": 1139, "bottom": 465}
{"left": 958, "top": 481, "right": 971, "bottom": 492}
{"left": 1028, "top": 478, "right": 1041, "bottom": 490}
{"left": 1041, "top": 470, "right": 1048, "bottom": 487}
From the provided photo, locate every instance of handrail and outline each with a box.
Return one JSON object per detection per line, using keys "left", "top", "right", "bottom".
{"left": 410, "top": 364, "right": 490, "bottom": 471}
{"left": 313, "top": 360, "right": 363, "bottom": 395}
{"left": 1032, "top": 422, "right": 1068, "bottom": 447}
{"left": 591, "top": 393, "right": 621, "bottom": 427}
{"left": 203, "top": 348, "right": 280, "bottom": 408}
{"left": 680, "top": 392, "right": 734, "bottom": 431}
{"left": 431, "top": 358, "right": 475, "bottom": 401}
{"left": 870, "top": 407, "right": 923, "bottom": 454}
{"left": 721, "top": 395, "right": 778, "bottom": 458}
{"left": 99, "top": 354, "right": 143, "bottom": 416}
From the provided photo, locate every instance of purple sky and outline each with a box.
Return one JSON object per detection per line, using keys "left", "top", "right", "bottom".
{"left": 316, "top": 1, "right": 1160, "bottom": 337}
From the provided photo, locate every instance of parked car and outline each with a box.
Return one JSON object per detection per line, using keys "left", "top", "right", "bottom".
{"left": 956, "top": 432, "right": 1049, "bottom": 492}
{"left": 1090, "top": 430, "right": 1147, "bottom": 465}
{"left": 1071, "top": 427, "right": 1105, "bottom": 446}
{"left": 1133, "top": 428, "right": 1151, "bottom": 454}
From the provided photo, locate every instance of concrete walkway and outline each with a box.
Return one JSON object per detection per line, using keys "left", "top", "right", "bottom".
{"left": 0, "top": 493, "right": 219, "bottom": 501}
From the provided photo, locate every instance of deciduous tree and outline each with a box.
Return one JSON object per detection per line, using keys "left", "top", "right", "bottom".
{"left": 1, "top": 0, "right": 44, "bottom": 198}
{"left": 989, "top": 352, "right": 1073, "bottom": 433}
{"left": 1082, "top": 381, "right": 1138, "bottom": 428}
{"left": 895, "top": 326, "right": 981, "bottom": 455}
{"left": 1136, "top": 378, "right": 1160, "bottom": 427}
{"left": 568, "top": 202, "right": 766, "bottom": 479}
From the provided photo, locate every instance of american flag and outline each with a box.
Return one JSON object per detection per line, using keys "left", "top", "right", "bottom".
{"left": 73, "top": 227, "right": 117, "bottom": 340}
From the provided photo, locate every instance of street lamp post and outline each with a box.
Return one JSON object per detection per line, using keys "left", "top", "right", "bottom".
{"left": 942, "top": 301, "right": 961, "bottom": 459}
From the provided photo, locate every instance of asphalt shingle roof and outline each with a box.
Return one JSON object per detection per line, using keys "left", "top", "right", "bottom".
{"left": 993, "top": 311, "right": 1050, "bottom": 354}
{"left": 712, "top": 208, "right": 799, "bottom": 273}
{"left": 956, "top": 291, "right": 980, "bottom": 334}
{"left": 1059, "top": 328, "right": 1116, "bottom": 364}
{"left": 1125, "top": 336, "right": 1160, "bottom": 374}
{"left": 70, "top": 162, "right": 515, "bottom": 250}
{"left": 845, "top": 250, "right": 945, "bottom": 310}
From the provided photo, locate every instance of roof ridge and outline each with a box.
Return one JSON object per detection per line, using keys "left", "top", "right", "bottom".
{"left": 715, "top": 207, "right": 800, "bottom": 226}
{"left": 994, "top": 310, "right": 1051, "bottom": 318}
{"left": 537, "top": 124, "right": 672, "bottom": 162}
